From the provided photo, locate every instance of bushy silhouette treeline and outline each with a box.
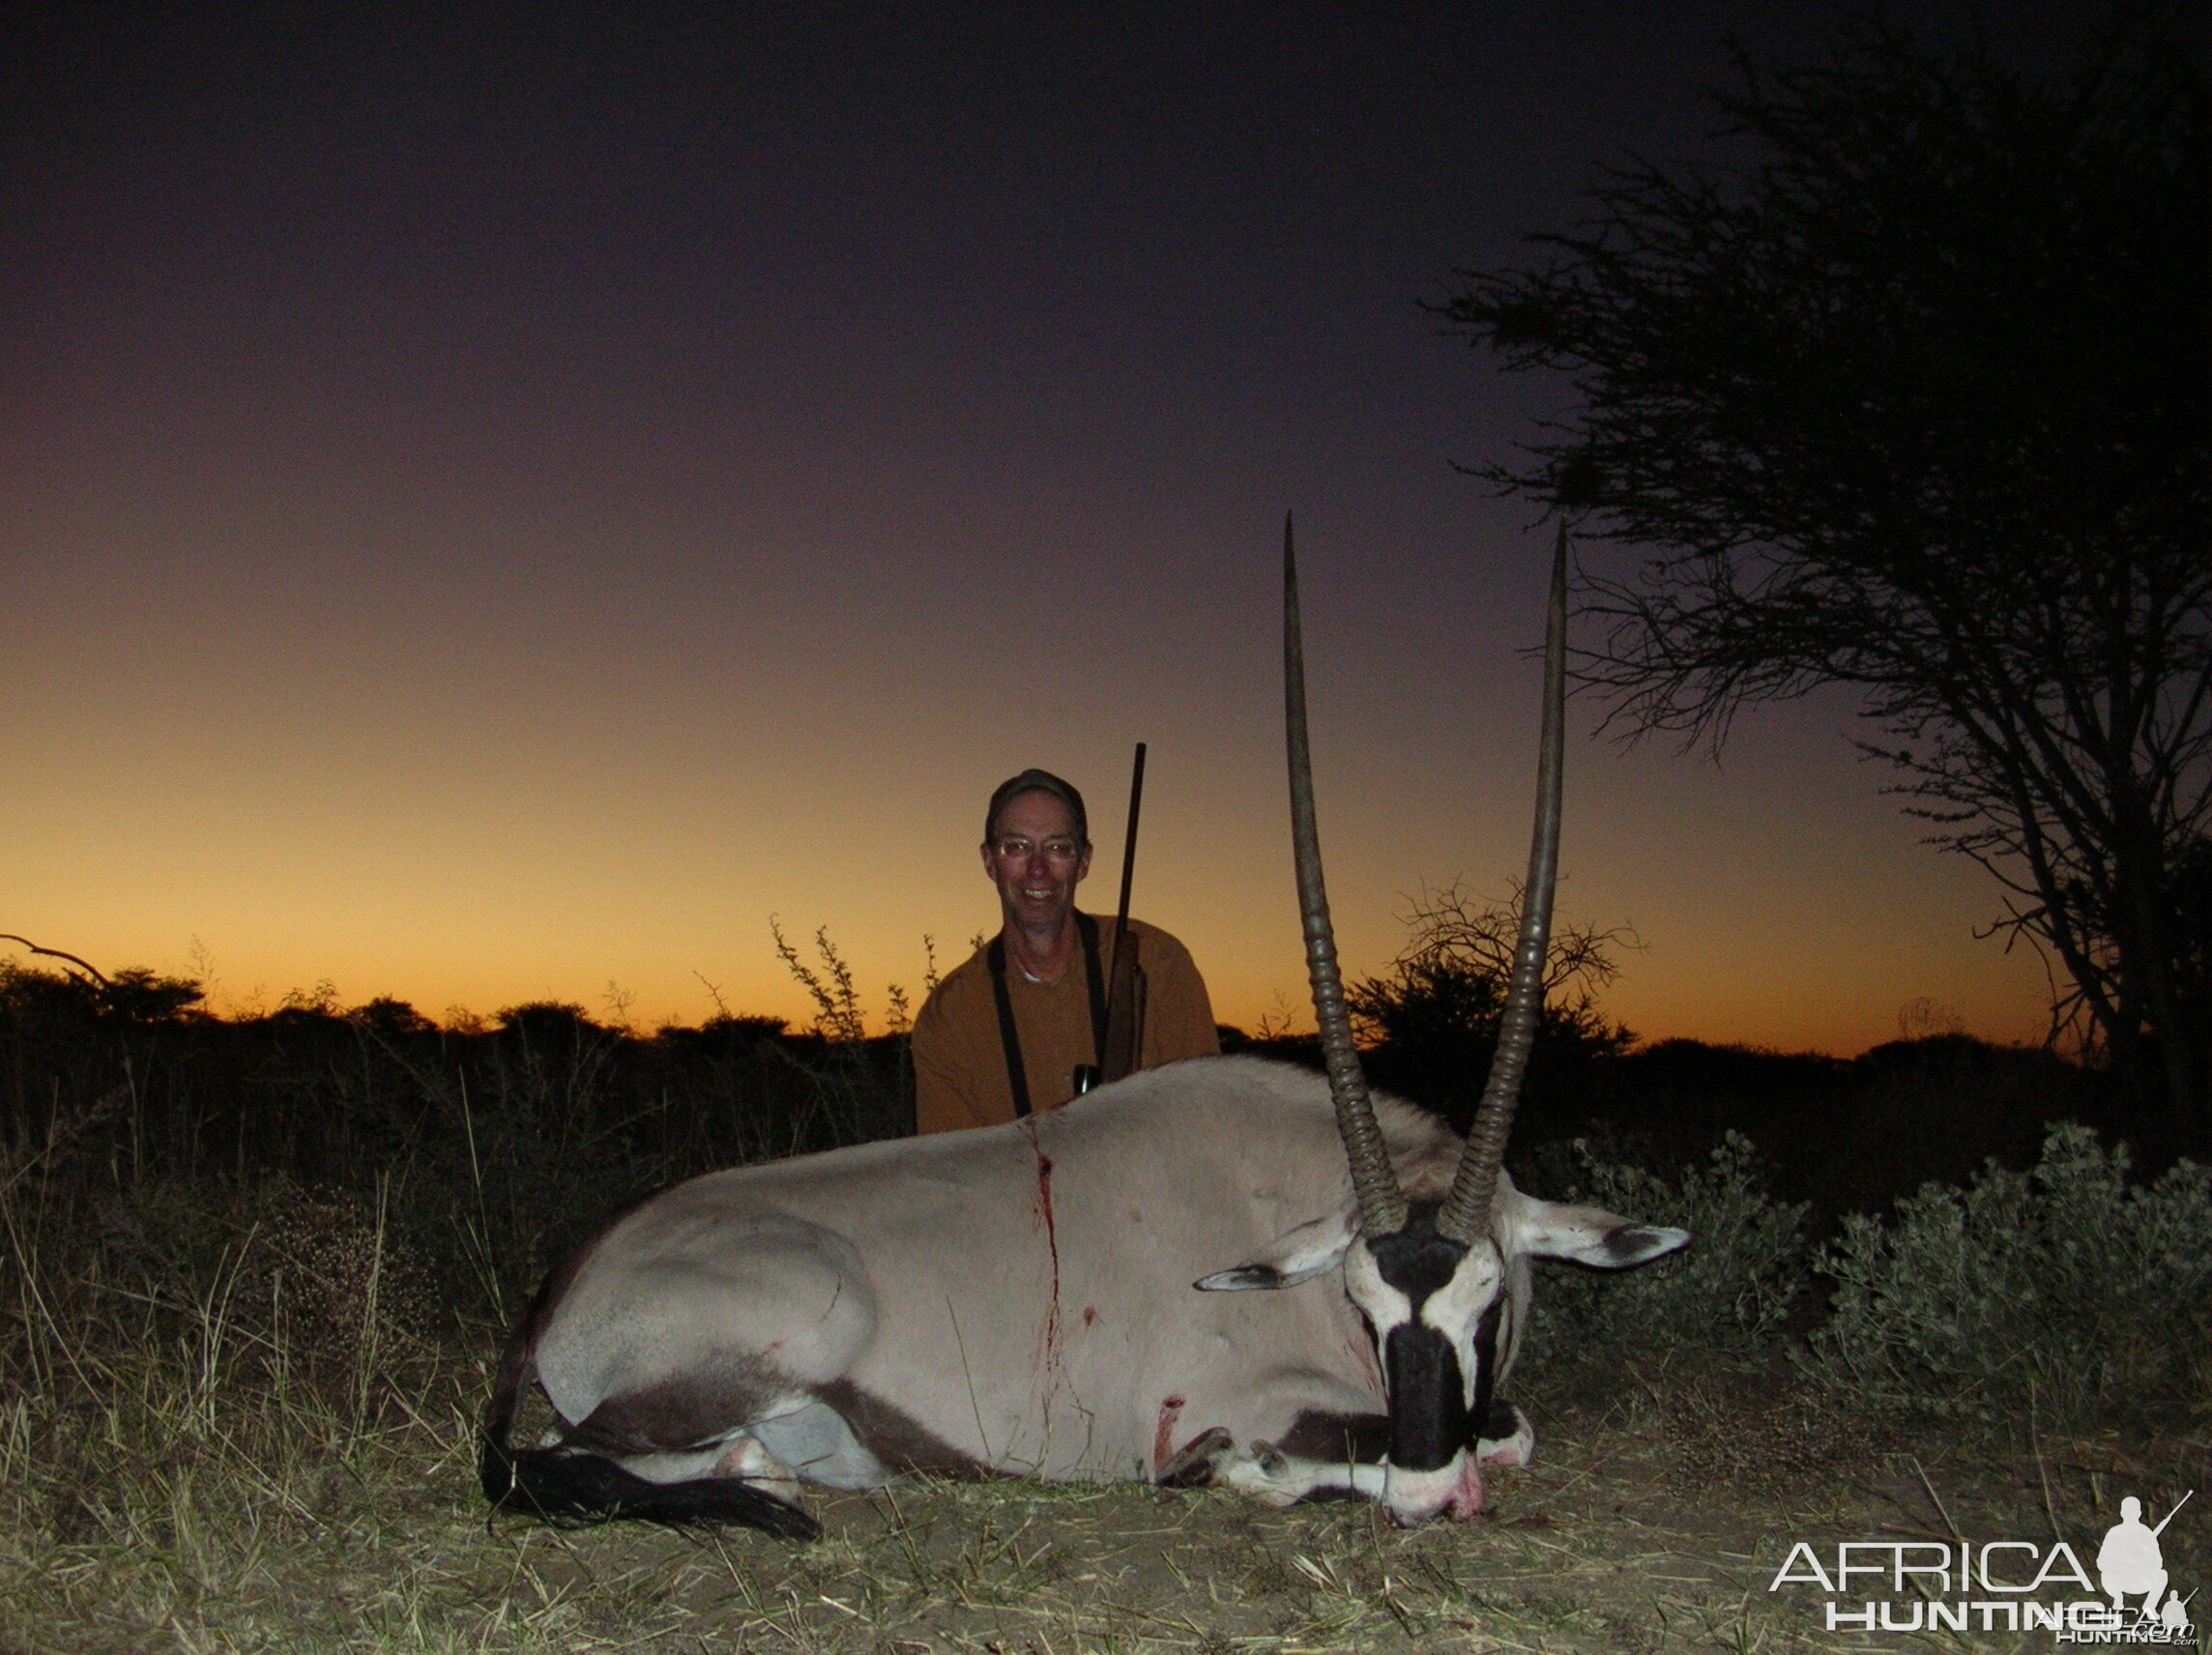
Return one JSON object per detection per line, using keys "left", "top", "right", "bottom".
{"left": 1, "top": 933, "right": 2156, "bottom": 1277}
{"left": 0, "top": 967, "right": 907, "bottom": 1176}
{"left": 1226, "top": 886, "right": 2156, "bottom": 1227}
{"left": 0, "top": 961, "right": 912, "bottom": 1306}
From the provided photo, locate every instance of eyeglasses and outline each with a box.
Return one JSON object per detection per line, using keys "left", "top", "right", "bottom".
{"left": 991, "top": 836, "right": 1083, "bottom": 865}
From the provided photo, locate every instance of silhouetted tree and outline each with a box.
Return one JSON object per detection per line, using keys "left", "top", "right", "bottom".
{"left": 352, "top": 996, "right": 436, "bottom": 1038}
{"left": 1439, "top": 13, "right": 2209, "bottom": 1139}
{"left": 1348, "top": 883, "right": 1635, "bottom": 1137}
{"left": 98, "top": 967, "right": 207, "bottom": 1025}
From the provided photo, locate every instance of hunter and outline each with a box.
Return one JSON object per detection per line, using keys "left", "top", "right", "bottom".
{"left": 912, "top": 768, "right": 1218, "bottom": 1133}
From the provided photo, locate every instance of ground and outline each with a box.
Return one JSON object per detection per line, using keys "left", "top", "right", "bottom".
{"left": 4, "top": 1350, "right": 2203, "bottom": 1655}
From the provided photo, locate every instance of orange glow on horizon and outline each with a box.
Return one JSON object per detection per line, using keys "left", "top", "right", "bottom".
{"left": 6, "top": 665, "right": 2055, "bottom": 1063}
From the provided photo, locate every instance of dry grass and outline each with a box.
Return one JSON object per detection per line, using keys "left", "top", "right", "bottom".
{"left": 6, "top": 1321, "right": 2206, "bottom": 1653}
{"left": 4, "top": 1166, "right": 2206, "bottom": 1653}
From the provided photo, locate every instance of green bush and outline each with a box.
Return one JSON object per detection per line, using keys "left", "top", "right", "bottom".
{"left": 1520, "top": 1131, "right": 1809, "bottom": 1379}
{"left": 1800, "top": 1123, "right": 2212, "bottom": 1425}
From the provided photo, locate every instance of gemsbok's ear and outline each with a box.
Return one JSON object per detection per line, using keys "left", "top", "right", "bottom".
{"left": 1194, "top": 1206, "right": 1357, "bottom": 1292}
{"left": 1504, "top": 1198, "right": 1691, "bottom": 1270}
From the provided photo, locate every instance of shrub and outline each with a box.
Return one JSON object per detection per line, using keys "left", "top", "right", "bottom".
{"left": 1519, "top": 1131, "right": 1809, "bottom": 1380}
{"left": 769, "top": 920, "right": 916, "bottom": 1146}
{"left": 1800, "top": 1123, "right": 2212, "bottom": 1426}
{"left": 1346, "top": 882, "right": 1636, "bottom": 1138}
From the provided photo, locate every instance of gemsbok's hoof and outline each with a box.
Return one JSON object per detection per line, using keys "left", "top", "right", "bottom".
{"left": 1155, "top": 1426, "right": 1235, "bottom": 1488}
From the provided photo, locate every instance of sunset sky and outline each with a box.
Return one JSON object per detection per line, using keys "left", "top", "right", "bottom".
{"left": 5, "top": 4, "right": 2085, "bottom": 1052}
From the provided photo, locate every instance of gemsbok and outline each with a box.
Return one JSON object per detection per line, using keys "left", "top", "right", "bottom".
{"left": 480, "top": 517, "right": 1690, "bottom": 1538}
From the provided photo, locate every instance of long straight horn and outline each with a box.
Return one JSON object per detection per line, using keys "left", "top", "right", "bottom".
{"left": 1284, "top": 512, "right": 1409, "bottom": 1237}
{"left": 1436, "top": 522, "right": 1570, "bottom": 1246}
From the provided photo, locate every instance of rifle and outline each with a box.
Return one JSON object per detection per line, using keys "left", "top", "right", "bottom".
{"left": 1100, "top": 741, "right": 1148, "bottom": 1083}
{"left": 1069, "top": 743, "right": 1149, "bottom": 1097}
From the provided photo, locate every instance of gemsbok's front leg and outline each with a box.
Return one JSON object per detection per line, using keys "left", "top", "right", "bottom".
{"left": 1159, "top": 1398, "right": 1533, "bottom": 1513}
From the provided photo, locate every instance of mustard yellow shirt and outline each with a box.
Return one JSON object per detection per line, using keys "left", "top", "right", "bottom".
{"left": 911, "top": 915, "right": 1219, "bottom": 1133}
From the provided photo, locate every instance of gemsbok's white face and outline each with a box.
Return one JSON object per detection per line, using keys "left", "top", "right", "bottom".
{"left": 1197, "top": 1184, "right": 1686, "bottom": 1524}
{"left": 1347, "top": 1218, "right": 1512, "bottom": 1523}
{"left": 1257, "top": 514, "right": 1687, "bottom": 1524}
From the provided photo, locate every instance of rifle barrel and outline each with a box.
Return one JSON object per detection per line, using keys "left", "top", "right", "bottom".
{"left": 1100, "top": 742, "right": 1148, "bottom": 1083}
{"left": 1112, "top": 742, "right": 1146, "bottom": 950}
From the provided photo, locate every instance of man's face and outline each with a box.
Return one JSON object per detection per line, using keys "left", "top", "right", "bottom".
{"left": 981, "top": 790, "right": 1092, "bottom": 934}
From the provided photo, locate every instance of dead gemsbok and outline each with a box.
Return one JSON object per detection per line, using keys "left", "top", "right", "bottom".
{"left": 480, "top": 518, "right": 1689, "bottom": 1538}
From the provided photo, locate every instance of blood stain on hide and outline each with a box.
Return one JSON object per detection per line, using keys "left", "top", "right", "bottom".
{"left": 1024, "top": 1126, "right": 1064, "bottom": 1383}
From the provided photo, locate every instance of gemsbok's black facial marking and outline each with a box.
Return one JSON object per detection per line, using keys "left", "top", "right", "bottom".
{"left": 1367, "top": 1221, "right": 1467, "bottom": 1300}
{"left": 1467, "top": 1295, "right": 1504, "bottom": 1450}
{"left": 1364, "top": 1213, "right": 1480, "bottom": 1474}
{"left": 1278, "top": 1408, "right": 1393, "bottom": 1465}
{"left": 1382, "top": 1320, "right": 1469, "bottom": 1470}
{"left": 1479, "top": 1393, "right": 1520, "bottom": 1442}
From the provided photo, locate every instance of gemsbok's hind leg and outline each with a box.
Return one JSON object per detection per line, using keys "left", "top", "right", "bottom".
{"left": 484, "top": 1421, "right": 823, "bottom": 1540}
{"left": 738, "top": 1398, "right": 892, "bottom": 1491}
{"left": 482, "top": 1365, "right": 827, "bottom": 1539}
{"left": 714, "top": 1434, "right": 802, "bottom": 1504}
{"left": 566, "top": 1394, "right": 868, "bottom": 1489}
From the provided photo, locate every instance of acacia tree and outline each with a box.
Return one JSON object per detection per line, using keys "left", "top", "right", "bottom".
{"left": 1438, "top": 15, "right": 2209, "bottom": 1139}
{"left": 1348, "top": 883, "right": 1635, "bottom": 1137}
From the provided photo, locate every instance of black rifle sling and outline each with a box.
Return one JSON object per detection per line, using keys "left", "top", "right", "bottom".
{"left": 1077, "top": 912, "right": 1109, "bottom": 1062}
{"left": 985, "top": 936, "right": 1031, "bottom": 1118}
{"left": 987, "top": 915, "right": 1112, "bottom": 1120}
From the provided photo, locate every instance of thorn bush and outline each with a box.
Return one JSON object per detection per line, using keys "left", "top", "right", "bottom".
{"left": 1800, "top": 1122, "right": 2212, "bottom": 1426}
{"left": 1521, "top": 1131, "right": 1809, "bottom": 1379}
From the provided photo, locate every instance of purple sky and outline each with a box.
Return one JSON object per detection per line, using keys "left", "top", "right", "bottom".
{"left": 4, "top": 3, "right": 2090, "bottom": 1047}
